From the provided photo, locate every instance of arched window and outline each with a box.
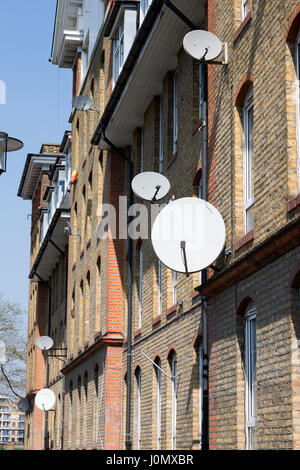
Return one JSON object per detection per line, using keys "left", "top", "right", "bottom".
{"left": 244, "top": 303, "right": 257, "bottom": 450}
{"left": 154, "top": 358, "right": 161, "bottom": 449}
{"left": 93, "top": 365, "right": 99, "bottom": 447}
{"left": 135, "top": 367, "right": 142, "bottom": 449}
{"left": 169, "top": 352, "right": 177, "bottom": 450}
{"left": 242, "top": 88, "right": 254, "bottom": 233}
{"left": 198, "top": 342, "right": 204, "bottom": 449}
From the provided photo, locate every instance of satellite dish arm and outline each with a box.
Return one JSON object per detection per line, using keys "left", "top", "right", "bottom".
{"left": 141, "top": 350, "right": 179, "bottom": 380}
{"left": 163, "top": 0, "right": 197, "bottom": 30}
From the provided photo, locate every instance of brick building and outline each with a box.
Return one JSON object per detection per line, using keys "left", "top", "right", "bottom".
{"left": 0, "top": 396, "right": 25, "bottom": 447}
{"left": 19, "top": 0, "right": 300, "bottom": 450}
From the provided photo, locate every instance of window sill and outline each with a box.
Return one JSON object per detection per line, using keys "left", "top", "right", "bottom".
{"left": 287, "top": 194, "right": 300, "bottom": 212}
{"left": 166, "top": 303, "right": 178, "bottom": 317}
{"left": 234, "top": 230, "right": 255, "bottom": 252}
{"left": 152, "top": 315, "right": 161, "bottom": 327}
{"left": 233, "top": 11, "right": 252, "bottom": 43}
{"left": 167, "top": 152, "right": 177, "bottom": 170}
{"left": 134, "top": 328, "right": 142, "bottom": 339}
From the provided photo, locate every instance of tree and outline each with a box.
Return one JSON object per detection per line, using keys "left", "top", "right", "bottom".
{"left": 0, "top": 295, "right": 26, "bottom": 398}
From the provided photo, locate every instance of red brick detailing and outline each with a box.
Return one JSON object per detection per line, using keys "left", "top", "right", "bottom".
{"left": 73, "top": 53, "right": 82, "bottom": 97}
{"left": 106, "top": 150, "right": 125, "bottom": 333}
{"left": 152, "top": 351, "right": 162, "bottom": 362}
{"left": 166, "top": 303, "right": 178, "bottom": 317}
{"left": 105, "top": 345, "right": 122, "bottom": 448}
{"left": 235, "top": 72, "right": 254, "bottom": 107}
{"left": 286, "top": 4, "right": 300, "bottom": 42}
{"left": 152, "top": 315, "right": 161, "bottom": 327}
{"left": 134, "top": 328, "right": 142, "bottom": 339}
{"left": 287, "top": 194, "right": 300, "bottom": 212}
{"left": 233, "top": 11, "right": 252, "bottom": 43}
{"left": 167, "top": 344, "right": 177, "bottom": 360}
{"left": 234, "top": 230, "right": 255, "bottom": 252}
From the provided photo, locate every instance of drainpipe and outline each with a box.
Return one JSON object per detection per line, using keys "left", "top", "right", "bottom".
{"left": 201, "top": 63, "right": 209, "bottom": 451}
{"left": 100, "top": 125, "right": 133, "bottom": 450}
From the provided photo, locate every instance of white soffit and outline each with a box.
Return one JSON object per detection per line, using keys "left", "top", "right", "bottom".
{"left": 105, "top": 0, "right": 205, "bottom": 147}
{"left": 21, "top": 156, "right": 57, "bottom": 200}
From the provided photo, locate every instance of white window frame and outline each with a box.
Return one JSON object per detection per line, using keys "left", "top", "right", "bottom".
{"left": 138, "top": 248, "right": 143, "bottom": 329}
{"left": 113, "top": 19, "right": 124, "bottom": 86}
{"left": 171, "top": 354, "right": 177, "bottom": 450}
{"left": 139, "top": 0, "right": 151, "bottom": 26}
{"left": 242, "top": 0, "right": 250, "bottom": 21}
{"left": 243, "top": 88, "right": 254, "bottom": 233}
{"left": 198, "top": 344, "right": 203, "bottom": 449}
{"left": 136, "top": 369, "right": 141, "bottom": 450}
{"left": 173, "top": 73, "right": 178, "bottom": 154}
{"left": 172, "top": 270, "right": 177, "bottom": 305}
{"left": 158, "top": 260, "right": 162, "bottom": 316}
{"left": 156, "top": 362, "right": 161, "bottom": 449}
{"left": 159, "top": 97, "right": 164, "bottom": 173}
{"left": 295, "top": 31, "right": 300, "bottom": 189}
{"left": 245, "top": 305, "right": 257, "bottom": 450}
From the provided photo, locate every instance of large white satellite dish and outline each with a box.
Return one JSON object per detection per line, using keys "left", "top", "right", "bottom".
{"left": 72, "top": 95, "right": 94, "bottom": 111}
{"left": 17, "top": 398, "right": 29, "bottom": 413}
{"left": 151, "top": 197, "right": 226, "bottom": 274}
{"left": 36, "top": 336, "right": 54, "bottom": 351}
{"left": 183, "top": 30, "right": 222, "bottom": 61}
{"left": 35, "top": 389, "right": 56, "bottom": 411}
{"left": 132, "top": 172, "right": 171, "bottom": 202}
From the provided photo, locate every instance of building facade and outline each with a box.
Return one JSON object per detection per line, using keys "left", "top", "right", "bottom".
{"left": 0, "top": 396, "right": 25, "bottom": 448}
{"left": 19, "top": 0, "right": 300, "bottom": 450}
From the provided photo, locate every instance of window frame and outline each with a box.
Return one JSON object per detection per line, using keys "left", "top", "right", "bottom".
{"left": 243, "top": 88, "right": 254, "bottom": 233}
{"left": 171, "top": 354, "right": 177, "bottom": 450}
{"left": 198, "top": 343, "right": 204, "bottom": 449}
{"left": 172, "top": 270, "right": 177, "bottom": 305}
{"left": 159, "top": 97, "right": 163, "bottom": 173}
{"left": 113, "top": 17, "right": 125, "bottom": 86}
{"left": 244, "top": 304, "right": 257, "bottom": 450}
{"left": 155, "top": 360, "right": 162, "bottom": 449}
{"left": 136, "top": 369, "right": 142, "bottom": 450}
{"left": 242, "top": 0, "right": 250, "bottom": 21}
{"left": 138, "top": 247, "right": 143, "bottom": 329}
{"left": 157, "top": 260, "right": 162, "bottom": 316}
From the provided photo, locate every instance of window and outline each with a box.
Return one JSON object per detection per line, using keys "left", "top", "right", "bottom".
{"left": 155, "top": 359, "right": 161, "bottom": 449}
{"left": 139, "top": 0, "right": 151, "bottom": 26}
{"left": 171, "top": 353, "right": 177, "bottom": 450}
{"left": 159, "top": 97, "right": 164, "bottom": 173}
{"left": 111, "top": 7, "right": 138, "bottom": 85}
{"left": 173, "top": 73, "right": 178, "bottom": 154}
{"left": 242, "top": 0, "right": 250, "bottom": 20}
{"left": 243, "top": 89, "right": 254, "bottom": 233}
{"left": 136, "top": 368, "right": 141, "bottom": 449}
{"left": 138, "top": 248, "right": 143, "bottom": 329}
{"left": 157, "top": 260, "right": 162, "bottom": 316}
{"left": 198, "top": 344, "right": 203, "bottom": 449}
{"left": 113, "top": 21, "right": 124, "bottom": 85}
{"left": 172, "top": 270, "right": 177, "bottom": 305}
{"left": 245, "top": 304, "right": 257, "bottom": 450}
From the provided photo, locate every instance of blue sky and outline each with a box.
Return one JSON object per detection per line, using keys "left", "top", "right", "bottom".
{"left": 0, "top": 1, "right": 72, "bottom": 312}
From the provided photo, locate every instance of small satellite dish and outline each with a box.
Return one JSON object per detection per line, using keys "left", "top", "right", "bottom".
{"left": 131, "top": 172, "right": 171, "bottom": 202}
{"left": 72, "top": 95, "right": 94, "bottom": 111}
{"left": 183, "top": 30, "right": 222, "bottom": 61}
{"left": 17, "top": 398, "right": 29, "bottom": 413}
{"left": 36, "top": 336, "right": 54, "bottom": 351}
{"left": 35, "top": 389, "right": 56, "bottom": 411}
{"left": 151, "top": 197, "right": 226, "bottom": 274}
